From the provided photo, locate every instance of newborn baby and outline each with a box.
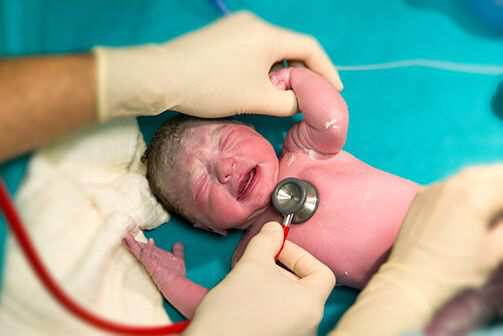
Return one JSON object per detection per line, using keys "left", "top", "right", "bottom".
{"left": 123, "top": 67, "right": 419, "bottom": 318}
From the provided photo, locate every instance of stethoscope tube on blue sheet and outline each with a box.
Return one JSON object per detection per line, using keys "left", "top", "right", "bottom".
{"left": 0, "top": 1, "right": 313, "bottom": 334}
{"left": 0, "top": 179, "right": 190, "bottom": 335}
{"left": 0, "top": 176, "right": 319, "bottom": 334}
{"left": 211, "top": 0, "right": 231, "bottom": 15}
{"left": 0, "top": 2, "right": 233, "bottom": 333}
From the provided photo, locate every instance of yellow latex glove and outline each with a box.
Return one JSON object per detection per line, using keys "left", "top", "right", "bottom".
{"left": 330, "top": 165, "right": 503, "bottom": 336}
{"left": 94, "top": 11, "right": 342, "bottom": 122}
{"left": 184, "top": 222, "right": 336, "bottom": 336}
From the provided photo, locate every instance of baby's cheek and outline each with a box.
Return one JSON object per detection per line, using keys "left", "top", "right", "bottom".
{"left": 208, "top": 196, "right": 244, "bottom": 228}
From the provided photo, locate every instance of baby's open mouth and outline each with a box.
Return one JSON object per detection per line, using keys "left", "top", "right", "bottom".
{"left": 237, "top": 166, "right": 257, "bottom": 200}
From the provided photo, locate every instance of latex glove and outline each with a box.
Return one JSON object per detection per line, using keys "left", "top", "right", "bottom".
{"left": 94, "top": 11, "right": 342, "bottom": 122}
{"left": 183, "top": 221, "right": 336, "bottom": 336}
{"left": 330, "top": 165, "right": 503, "bottom": 336}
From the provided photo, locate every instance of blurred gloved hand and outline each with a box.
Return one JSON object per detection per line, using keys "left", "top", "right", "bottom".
{"left": 330, "top": 165, "right": 503, "bottom": 336}
{"left": 184, "top": 221, "right": 336, "bottom": 336}
{"left": 94, "top": 11, "right": 342, "bottom": 122}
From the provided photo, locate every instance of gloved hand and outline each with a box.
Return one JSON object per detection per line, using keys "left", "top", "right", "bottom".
{"left": 94, "top": 11, "right": 342, "bottom": 122}
{"left": 183, "top": 221, "right": 336, "bottom": 336}
{"left": 330, "top": 165, "right": 503, "bottom": 336}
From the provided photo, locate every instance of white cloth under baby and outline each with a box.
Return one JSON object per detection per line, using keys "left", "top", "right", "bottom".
{"left": 0, "top": 118, "right": 170, "bottom": 335}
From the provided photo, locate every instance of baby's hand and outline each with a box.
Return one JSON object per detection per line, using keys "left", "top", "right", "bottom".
{"left": 122, "top": 233, "right": 186, "bottom": 280}
{"left": 269, "top": 68, "right": 293, "bottom": 90}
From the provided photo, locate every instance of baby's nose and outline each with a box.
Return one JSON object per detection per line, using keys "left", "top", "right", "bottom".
{"left": 216, "top": 157, "right": 235, "bottom": 184}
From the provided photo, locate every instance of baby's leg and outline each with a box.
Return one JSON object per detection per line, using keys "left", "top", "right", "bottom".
{"left": 425, "top": 288, "right": 491, "bottom": 336}
{"left": 484, "top": 262, "right": 503, "bottom": 317}
{"left": 426, "top": 262, "right": 503, "bottom": 335}
{"left": 122, "top": 233, "right": 208, "bottom": 318}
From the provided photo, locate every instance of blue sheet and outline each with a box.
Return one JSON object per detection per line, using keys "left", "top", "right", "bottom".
{"left": 1, "top": 1, "right": 503, "bottom": 334}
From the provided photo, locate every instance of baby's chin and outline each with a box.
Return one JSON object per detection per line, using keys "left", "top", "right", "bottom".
{"left": 207, "top": 172, "right": 277, "bottom": 230}
{"left": 210, "top": 199, "right": 270, "bottom": 231}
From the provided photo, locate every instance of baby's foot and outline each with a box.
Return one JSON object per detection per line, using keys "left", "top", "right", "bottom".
{"left": 425, "top": 288, "right": 489, "bottom": 336}
{"left": 122, "top": 233, "right": 186, "bottom": 280}
{"left": 484, "top": 263, "right": 503, "bottom": 317}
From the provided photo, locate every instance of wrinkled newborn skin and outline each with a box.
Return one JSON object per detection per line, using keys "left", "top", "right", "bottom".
{"left": 124, "top": 67, "right": 419, "bottom": 318}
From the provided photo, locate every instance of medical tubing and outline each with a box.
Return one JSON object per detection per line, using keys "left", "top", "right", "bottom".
{"left": 275, "top": 225, "right": 290, "bottom": 259}
{"left": 337, "top": 59, "right": 503, "bottom": 75}
{"left": 0, "top": 178, "right": 291, "bottom": 334}
{"left": 0, "top": 2, "right": 295, "bottom": 334}
{"left": 210, "top": 0, "right": 231, "bottom": 15}
{"left": 0, "top": 179, "right": 189, "bottom": 335}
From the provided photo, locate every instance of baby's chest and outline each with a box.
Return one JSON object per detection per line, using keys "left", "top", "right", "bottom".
{"left": 277, "top": 151, "right": 386, "bottom": 228}
{"left": 278, "top": 151, "right": 370, "bottom": 201}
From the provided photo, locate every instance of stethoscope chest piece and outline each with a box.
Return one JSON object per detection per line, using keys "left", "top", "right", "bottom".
{"left": 272, "top": 177, "right": 319, "bottom": 224}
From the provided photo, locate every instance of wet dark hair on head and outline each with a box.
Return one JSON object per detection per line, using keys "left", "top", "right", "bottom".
{"left": 142, "top": 114, "right": 198, "bottom": 219}
{"left": 143, "top": 114, "right": 245, "bottom": 223}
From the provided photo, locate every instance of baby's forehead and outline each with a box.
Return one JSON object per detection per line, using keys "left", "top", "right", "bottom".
{"left": 174, "top": 122, "right": 229, "bottom": 165}
{"left": 181, "top": 121, "right": 249, "bottom": 147}
{"left": 183, "top": 122, "right": 227, "bottom": 142}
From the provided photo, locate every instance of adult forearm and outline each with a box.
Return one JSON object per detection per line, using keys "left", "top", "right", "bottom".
{"left": 0, "top": 54, "right": 97, "bottom": 161}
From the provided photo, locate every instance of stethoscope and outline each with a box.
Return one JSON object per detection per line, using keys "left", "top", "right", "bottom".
{"left": 272, "top": 177, "right": 319, "bottom": 226}
{"left": 0, "top": 177, "right": 319, "bottom": 335}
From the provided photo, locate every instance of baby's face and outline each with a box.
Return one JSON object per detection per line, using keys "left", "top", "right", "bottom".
{"left": 174, "top": 122, "right": 279, "bottom": 233}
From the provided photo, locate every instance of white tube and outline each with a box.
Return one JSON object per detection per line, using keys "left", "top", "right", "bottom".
{"left": 337, "top": 58, "right": 503, "bottom": 75}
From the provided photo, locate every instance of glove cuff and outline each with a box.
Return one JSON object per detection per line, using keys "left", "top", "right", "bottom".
{"left": 92, "top": 45, "right": 176, "bottom": 122}
{"left": 92, "top": 47, "right": 108, "bottom": 122}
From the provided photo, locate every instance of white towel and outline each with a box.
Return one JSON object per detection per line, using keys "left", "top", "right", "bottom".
{"left": 0, "top": 118, "right": 171, "bottom": 335}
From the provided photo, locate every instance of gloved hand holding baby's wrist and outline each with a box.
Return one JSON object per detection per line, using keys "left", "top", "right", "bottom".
{"left": 94, "top": 11, "right": 342, "bottom": 122}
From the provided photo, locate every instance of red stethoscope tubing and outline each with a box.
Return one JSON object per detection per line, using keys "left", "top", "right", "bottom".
{"left": 0, "top": 178, "right": 290, "bottom": 335}
{"left": 0, "top": 178, "right": 189, "bottom": 335}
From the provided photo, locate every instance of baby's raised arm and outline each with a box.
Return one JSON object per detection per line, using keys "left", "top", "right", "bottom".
{"left": 271, "top": 67, "right": 348, "bottom": 155}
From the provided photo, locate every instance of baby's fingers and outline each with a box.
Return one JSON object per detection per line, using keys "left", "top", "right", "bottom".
{"left": 122, "top": 233, "right": 143, "bottom": 259}
{"left": 172, "top": 242, "right": 185, "bottom": 260}
{"left": 272, "top": 29, "right": 342, "bottom": 91}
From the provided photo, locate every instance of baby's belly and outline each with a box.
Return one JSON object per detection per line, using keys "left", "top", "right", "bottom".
{"left": 276, "top": 151, "right": 418, "bottom": 288}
